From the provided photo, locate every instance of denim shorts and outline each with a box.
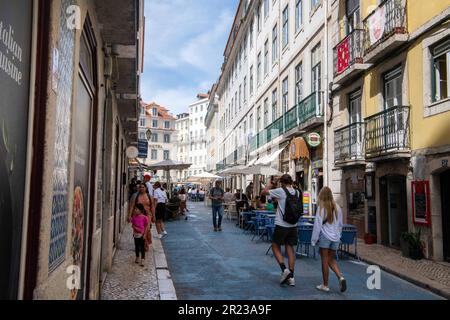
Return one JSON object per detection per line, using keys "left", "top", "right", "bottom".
{"left": 317, "top": 233, "right": 340, "bottom": 251}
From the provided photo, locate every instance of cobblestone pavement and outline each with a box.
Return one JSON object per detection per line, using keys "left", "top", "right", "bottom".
{"left": 161, "top": 202, "right": 443, "bottom": 300}
{"left": 101, "top": 225, "right": 160, "bottom": 300}
{"left": 357, "top": 240, "right": 450, "bottom": 299}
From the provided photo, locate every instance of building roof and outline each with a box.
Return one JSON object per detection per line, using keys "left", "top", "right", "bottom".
{"left": 141, "top": 101, "right": 177, "bottom": 121}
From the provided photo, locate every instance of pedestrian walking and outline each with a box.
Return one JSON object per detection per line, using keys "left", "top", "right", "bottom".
{"left": 261, "top": 174, "right": 303, "bottom": 287}
{"left": 209, "top": 180, "right": 225, "bottom": 232}
{"left": 131, "top": 203, "right": 149, "bottom": 267}
{"left": 143, "top": 174, "right": 154, "bottom": 198}
{"left": 179, "top": 188, "right": 189, "bottom": 220}
{"left": 311, "top": 186, "right": 347, "bottom": 293}
{"left": 154, "top": 182, "right": 168, "bottom": 239}
{"left": 128, "top": 183, "right": 154, "bottom": 250}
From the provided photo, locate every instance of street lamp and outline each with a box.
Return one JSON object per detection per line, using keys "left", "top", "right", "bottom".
{"left": 146, "top": 129, "right": 152, "bottom": 141}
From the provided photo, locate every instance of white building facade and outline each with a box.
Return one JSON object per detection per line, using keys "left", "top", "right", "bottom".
{"left": 175, "top": 113, "right": 190, "bottom": 181}
{"left": 214, "top": 0, "right": 331, "bottom": 212}
{"left": 187, "top": 95, "right": 209, "bottom": 177}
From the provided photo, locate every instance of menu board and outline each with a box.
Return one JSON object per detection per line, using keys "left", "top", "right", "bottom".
{"left": 411, "top": 181, "right": 431, "bottom": 226}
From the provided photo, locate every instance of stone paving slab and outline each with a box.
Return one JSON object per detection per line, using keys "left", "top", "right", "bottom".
{"left": 355, "top": 240, "right": 450, "bottom": 299}
{"left": 101, "top": 225, "right": 160, "bottom": 300}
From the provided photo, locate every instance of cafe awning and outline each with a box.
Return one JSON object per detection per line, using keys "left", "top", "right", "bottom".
{"left": 254, "top": 146, "right": 287, "bottom": 165}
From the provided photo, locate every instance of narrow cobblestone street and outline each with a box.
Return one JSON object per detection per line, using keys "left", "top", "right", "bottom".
{"left": 161, "top": 203, "right": 443, "bottom": 300}
{"left": 101, "top": 226, "right": 160, "bottom": 301}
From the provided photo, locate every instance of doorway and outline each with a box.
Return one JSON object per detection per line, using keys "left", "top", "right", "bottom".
{"left": 441, "top": 170, "right": 450, "bottom": 261}
{"left": 381, "top": 175, "right": 408, "bottom": 247}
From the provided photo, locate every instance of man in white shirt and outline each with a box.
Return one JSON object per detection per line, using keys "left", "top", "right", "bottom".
{"left": 153, "top": 182, "right": 168, "bottom": 239}
{"left": 261, "top": 174, "right": 301, "bottom": 287}
{"left": 144, "top": 174, "right": 154, "bottom": 198}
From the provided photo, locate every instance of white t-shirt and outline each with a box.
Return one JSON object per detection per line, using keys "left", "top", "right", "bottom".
{"left": 154, "top": 188, "right": 168, "bottom": 204}
{"left": 145, "top": 181, "right": 154, "bottom": 197}
{"left": 269, "top": 187, "right": 299, "bottom": 228}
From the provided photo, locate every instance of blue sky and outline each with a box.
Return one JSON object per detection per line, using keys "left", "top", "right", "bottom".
{"left": 141, "top": 0, "right": 240, "bottom": 115}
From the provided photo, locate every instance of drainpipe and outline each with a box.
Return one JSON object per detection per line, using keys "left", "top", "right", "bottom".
{"left": 323, "top": 0, "right": 329, "bottom": 187}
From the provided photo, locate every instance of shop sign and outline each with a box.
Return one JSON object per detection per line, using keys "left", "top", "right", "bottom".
{"left": 306, "top": 132, "right": 321, "bottom": 147}
{"left": 312, "top": 160, "right": 323, "bottom": 170}
{"left": 303, "top": 192, "right": 310, "bottom": 215}
{"left": 138, "top": 139, "right": 148, "bottom": 158}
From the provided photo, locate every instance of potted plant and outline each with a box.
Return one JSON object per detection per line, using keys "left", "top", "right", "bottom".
{"left": 364, "top": 233, "right": 377, "bottom": 244}
{"left": 400, "top": 230, "right": 424, "bottom": 260}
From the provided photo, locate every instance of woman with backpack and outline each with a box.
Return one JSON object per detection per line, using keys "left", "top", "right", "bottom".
{"left": 311, "top": 186, "right": 347, "bottom": 293}
{"left": 129, "top": 183, "right": 155, "bottom": 250}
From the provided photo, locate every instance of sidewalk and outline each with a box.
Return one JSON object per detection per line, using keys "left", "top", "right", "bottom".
{"left": 101, "top": 224, "right": 177, "bottom": 300}
{"left": 356, "top": 240, "right": 450, "bottom": 299}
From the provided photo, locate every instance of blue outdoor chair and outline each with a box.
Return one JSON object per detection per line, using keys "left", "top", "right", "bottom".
{"left": 339, "top": 227, "right": 358, "bottom": 260}
{"left": 243, "top": 212, "right": 256, "bottom": 234}
{"left": 296, "top": 224, "right": 316, "bottom": 259}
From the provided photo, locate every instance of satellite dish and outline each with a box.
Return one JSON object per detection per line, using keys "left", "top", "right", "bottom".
{"left": 126, "top": 146, "right": 139, "bottom": 159}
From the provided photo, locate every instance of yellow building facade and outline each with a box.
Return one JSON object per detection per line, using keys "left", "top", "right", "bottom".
{"left": 329, "top": 0, "right": 450, "bottom": 261}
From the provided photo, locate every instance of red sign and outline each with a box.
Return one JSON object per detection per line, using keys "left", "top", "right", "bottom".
{"left": 336, "top": 36, "right": 350, "bottom": 74}
{"left": 411, "top": 181, "right": 431, "bottom": 226}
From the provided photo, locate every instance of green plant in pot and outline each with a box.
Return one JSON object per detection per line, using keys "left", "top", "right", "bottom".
{"left": 400, "top": 229, "right": 424, "bottom": 260}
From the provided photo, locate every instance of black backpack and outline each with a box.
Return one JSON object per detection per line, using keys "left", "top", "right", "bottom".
{"left": 282, "top": 187, "right": 303, "bottom": 224}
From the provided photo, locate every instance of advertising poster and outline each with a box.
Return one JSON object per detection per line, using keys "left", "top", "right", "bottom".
{"left": 0, "top": 0, "right": 33, "bottom": 299}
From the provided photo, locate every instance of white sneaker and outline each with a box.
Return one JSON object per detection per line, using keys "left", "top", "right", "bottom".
{"left": 316, "top": 284, "right": 330, "bottom": 292}
{"left": 135, "top": 257, "right": 140, "bottom": 264}
{"left": 280, "top": 269, "right": 291, "bottom": 284}
{"left": 163, "top": 231, "right": 168, "bottom": 235}
{"left": 140, "top": 259, "right": 145, "bottom": 267}
{"left": 159, "top": 234, "right": 164, "bottom": 239}
{"left": 287, "top": 277, "right": 295, "bottom": 287}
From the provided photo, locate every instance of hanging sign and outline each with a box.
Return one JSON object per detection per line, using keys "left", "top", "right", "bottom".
{"left": 306, "top": 132, "right": 321, "bottom": 147}
{"left": 411, "top": 181, "right": 431, "bottom": 226}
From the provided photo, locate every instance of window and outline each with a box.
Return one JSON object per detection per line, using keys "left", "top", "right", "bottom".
{"left": 264, "top": 40, "right": 269, "bottom": 76}
{"left": 235, "top": 92, "right": 238, "bottom": 114}
{"left": 141, "top": 107, "right": 146, "bottom": 116}
{"left": 151, "top": 133, "right": 158, "bottom": 142}
{"left": 257, "top": 3, "right": 262, "bottom": 33}
{"left": 432, "top": 39, "right": 450, "bottom": 102}
{"left": 257, "top": 106, "right": 262, "bottom": 131}
{"left": 250, "top": 20, "right": 254, "bottom": 49}
{"left": 349, "top": 89, "right": 362, "bottom": 123}
{"left": 239, "top": 85, "right": 242, "bottom": 111}
{"left": 282, "top": 5, "right": 289, "bottom": 48}
{"left": 295, "top": 62, "right": 303, "bottom": 104}
{"left": 139, "top": 131, "right": 146, "bottom": 140}
{"left": 264, "top": 0, "right": 269, "bottom": 20}
{"left": 345, "top": 0, "right": 360, "bottom": 35}
{"left": 244, "top": 76, "right": 247, "bottom": 102}
{"left": 164, "top": 121, "right": 170, "bottom": 129}
{"left": 164, "top": 134, "right": 170, "bottom": 143}
{"left": 295, "top": 0, "right": 303, "bottom": 32}
{"left": 272, "top": 89, "right": 278, "bottom": 121}
{"left": 139, "top": 117, "right": 146, "bottom": 127}
{"left": 257, "top": 52, "right": 262, "bottom": 85}
{"left": 163, "top": 150, "right": 170, "bottom": 160}
{"left": 249, "top": 113, "right": 254, "bottom": 132}
{"left": 384, "top": 66, "right": 403, "bottom": 109}
{"left": 152, "top": 108, "right": 158, "bottom": 116}
{"left": 151, "top": 149, "right": 158, "bottom": 160}
{"left": 272, "top": 24, "right": 278, "bottom": 63}
{"left": 311, "top": 0, "right": 321, "bottom": 12}
{"left": 152, "top": 119, "right": 158, "bottom": 128}
{"left": 190, "top": 143, "right": 194, "bottom": 151}
{"left": 282, "top": 77, "right": 289, "bottom": 113}
{"left": 264, "top": 98, "right": 269, "bottom": 127}
{"left": 250, "top": 66, "right": 254, "bottom": 95}
{"left": 311, "top": 43, "right": 322, "bottom": 96}
{"left": 244, "top": 35, "right": 248, "bottom": 60}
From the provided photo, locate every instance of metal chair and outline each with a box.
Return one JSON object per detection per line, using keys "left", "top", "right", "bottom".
{"left": 339, "top": 227, "right": 358, "bottom": 260}
{"left": 296, "top": 224, "right": 316, "bottom": 259}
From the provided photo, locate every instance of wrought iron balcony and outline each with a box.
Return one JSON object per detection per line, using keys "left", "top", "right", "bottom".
{"left": 363, "top": 0, "right": 407, "bottom": 63}
{"left": 250, "top": 92, "right": 323, "bottom": 152}
{"left": 364, "top": 105, "right": 410, "bottom": 158}
{"left": 334, "top": 122, "right": 365, "bottom": 164}
{"left": 333, "top": 29, "right": 367, "bottom": 84}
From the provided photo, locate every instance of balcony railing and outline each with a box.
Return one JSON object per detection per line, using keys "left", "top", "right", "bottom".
{"left": 333, "top": 29, "right": 364, "bottom": 77}
{"left": 363, "top": 0, "right": 407, "bottom": 54}
{"left": 334, "top": 122, "right": 365, "bottom": 163}
{"left": 364, "top": 105, "right": 410, "bottom": 157}
{"left": 250, "top": 92, "right": 323, "bottom": 152}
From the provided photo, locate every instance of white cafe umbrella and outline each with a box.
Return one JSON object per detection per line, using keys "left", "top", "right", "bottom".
{"left": 145, "top": 160, "right": 192, "bottom": 196}
{"left": 187, "top": 172, "right": 223, "bottom": 183}
{"left": 244, "top": 165, "right": 283, "bottom": 176}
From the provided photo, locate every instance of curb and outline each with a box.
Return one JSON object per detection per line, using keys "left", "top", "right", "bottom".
{"left": 151, "top": 226, "right": 178, "bottom": 300}
{"left": 357, "top": 255, "right": 450, "bottom": 300}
